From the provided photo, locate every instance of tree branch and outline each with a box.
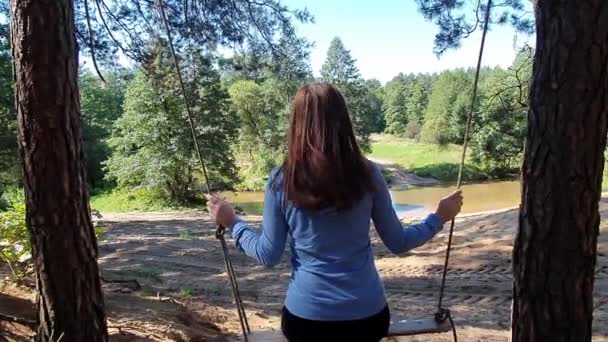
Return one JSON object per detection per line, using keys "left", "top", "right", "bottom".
{"left": 84, "top": 0, "right": 107, "bottom": 84}
{"left": 99, "top": 0, "right": 147, "bottom": 59}
{"left": 94, "top": 0, "right": 132, "bottom": 58}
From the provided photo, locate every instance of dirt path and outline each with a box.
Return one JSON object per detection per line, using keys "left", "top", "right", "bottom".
{"left": 94, "top": 200, "right": 608, "bottom": 341}
{"left": 368, "top": 159, "right": 439, "bottom": 188}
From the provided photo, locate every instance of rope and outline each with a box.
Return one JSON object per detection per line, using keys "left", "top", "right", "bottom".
{"left": 435, "top": 1, "right": 493, "bottom": 341}
{"left": 216, "top": 229, "right": 251, "bottom": 338}
{"left": 157, "top": 0, "right": 212, "bottom": 194}
{"left": 156, "top": 1, "right": 250, "bottom": 340}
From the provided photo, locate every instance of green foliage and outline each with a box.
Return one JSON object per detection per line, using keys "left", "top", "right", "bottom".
{"left": 383, "top": 81, "right": 409, "bottom": 135}
{"left": 106, "top": 47, "right": 238, "bottom": 202}
{"left": 80, "top": 70, "right": 130, "bottom": 188}
{"left": 412, "top": 163, "right": 487, "bottom": 182}
{"left": 321, "top": 37, "right": 373, "bottom": 151}
{"left": 73, "top": 0, "right": 313, "bottom": 76}
{"left": 378, "top": 60, "right": 528, "bottom": 179}
{"left": 370, "top": 135, "right": 460, "bottom": 171}
{"left": 421, "top": 70, "right": 472, "bottom": 144}
{"left": 471, "top": 49, "right": 532, "bottom": 175}
{"left": 364, "top": 79, "right": 386, "bottom": 133}
{"left": 405, "top": 80, "right": 429, "bottom": 124}
{"left": 130, "top": 268, "right": 163, "bottom": 282}
{"left": 383, "top": 74, "right": 431, "bottom": 137}
{"left": 220, "top": 36, "right": 312, "bottom": 88}
{"left": 179, "top": 231, "right": 195, "bottom": 240}
{"left": 320, "top": 37, "right": 361, "bottom": 82}
{"left": 0, "top": 190, "right": 28, "bottom": 279}
{"left": 90, "top": 188, "right": 182, "bottom": 212}
{"left": 0, "top": 17, "right": 19, "bottom": 189}
{"left": 95, "top": 226, "right": 107, "bottom": 242}
{"left": 228, "top": 79, "right": 290, "bottom": 189}
{"left": 604, "top": 150, "right": 608, "bottom": 191}
{"left": 70, "top": 0, "right": 314, "bottom": 199}
{"left": 415, "top": 0, "right": 534, "bottom": 55}
{"left": 178, "top": 287, "right": 195, "bottom": 298}
{"left": 404, "top": 121, "right": 423, "bottom": 140}
{"left": 229, "top": 80, "right": 287, "bottom": 152}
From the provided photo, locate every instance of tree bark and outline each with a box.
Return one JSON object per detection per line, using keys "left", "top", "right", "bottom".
{"left": 512, "top": 1, "right": 608, "bottom": 341}
{"left": 10, "top": 0, "right": 108, "bottom": 341}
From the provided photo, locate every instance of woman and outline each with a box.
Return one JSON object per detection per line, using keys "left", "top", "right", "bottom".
{"left": 206, "top": 83, "right": 463, "bottom": 342}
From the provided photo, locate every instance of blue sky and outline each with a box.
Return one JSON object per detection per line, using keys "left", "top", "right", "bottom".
{"left": 283, "top": 0, "right": 534, "bottom": 83}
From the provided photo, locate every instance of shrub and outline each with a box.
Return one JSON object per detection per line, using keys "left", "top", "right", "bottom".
{"left": 0, "top": 191, "right": 29, "bottom": 279}
{"left": 403, "top": 121, "right": 422, "bottom": 140}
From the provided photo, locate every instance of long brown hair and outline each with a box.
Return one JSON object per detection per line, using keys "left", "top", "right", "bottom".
{"left": 282, "top": 83, "right": 374, "bottom": 210}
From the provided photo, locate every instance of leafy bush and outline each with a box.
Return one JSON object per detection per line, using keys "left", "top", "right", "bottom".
{"left": 90, "top": 187, "right": 199, "bottom": 212}
{"left": 235, "top": 147, "right": 283, "bottom": 191}
{"left": 412, "top": 163, "right": 487, "bottom": 182}
{"left": 0, "top": 188, "right": 114, "bottom": 280}
{"left": 403, "top": 121, "right": 422, "bottom": 140}
{"left": 0, "top": 190, "right": 29, "bottom": 279}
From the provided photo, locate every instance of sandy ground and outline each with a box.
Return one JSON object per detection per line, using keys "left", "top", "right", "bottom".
{"left": 2, "top": 201, "right": 607, "bottom": 341}
{"left": 95, "top": 200, "right": 608, "bottom": 341}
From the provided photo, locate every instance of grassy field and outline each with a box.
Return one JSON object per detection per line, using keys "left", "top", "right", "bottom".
{"left": 369, "top": 134, "right": 462, "bottom": 168}
{"left": 90, "top": 188, "right": 201, "bottom": 212}
{"left": 368, "top": 134, "right": 487, "bottom": 182}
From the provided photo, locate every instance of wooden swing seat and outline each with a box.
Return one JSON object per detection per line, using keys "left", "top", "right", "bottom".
{"left": 245, "top": 314, "right": 453, "bottom": 341}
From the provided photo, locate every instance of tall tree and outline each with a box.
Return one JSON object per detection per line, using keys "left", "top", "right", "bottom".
{"left": 106, "top": 48, "right": 238, "bottom": 201}
{"left": 421, "top": 70, "right": 471, "bottom": 144}
{"left": 512, "top": 2, "right": 608, "bottom": 339}
{"left": 10, "top": 0, "right": 108, "bottom": 340}
{"left": 80, "top": 69, "right": 129, "bottom": 188}
{"left": 321, "top": 37, "right": 361, "bottom": 83}
{"left": 0, "top": 3, "right": 18, "bottom": 189}
{"left": 228, "top": 79, "right": 289, "bottom": 187}
{"left": 363, "top": 79, "right": 385, "bottom": 133}
{"left": 471, "top": 50, "right": 531, "bottom": 175}
{"left": 417, "top": 0, "right": 608, "bottom": 340}
{"left": 321, "top": 37, "right": 372, "bottom": 151}
{"left": 405, "top": 78, "right": 429, "bottom": 125}
{"left": 383, "top": 80, "right": 409, "bottom": 135}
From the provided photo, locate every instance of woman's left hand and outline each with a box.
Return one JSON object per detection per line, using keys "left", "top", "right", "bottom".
{"left": 206, "top": 194, "right": 238, "bottom": 227}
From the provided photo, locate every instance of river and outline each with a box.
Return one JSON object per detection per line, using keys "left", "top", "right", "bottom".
{"left": 225, "top": 180, "right": 521, "bottom": 218}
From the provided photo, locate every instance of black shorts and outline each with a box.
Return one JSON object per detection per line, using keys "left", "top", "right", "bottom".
{"left": 281, "top": 305, "right": 390, "bottom": 342}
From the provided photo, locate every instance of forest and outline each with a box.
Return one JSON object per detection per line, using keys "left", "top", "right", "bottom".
{"left": 1, "top": 0, "right": 607, "bottom": 341}
{"left": 0, "top": 29, "right": 532, "bottom": 209}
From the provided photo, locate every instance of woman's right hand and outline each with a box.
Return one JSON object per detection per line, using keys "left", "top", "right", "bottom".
{"left": 434, "top": 190, "right": 464, "bottom": 224}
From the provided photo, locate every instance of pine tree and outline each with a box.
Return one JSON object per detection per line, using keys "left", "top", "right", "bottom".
{"left": 0, "top": 5, "right": 18, "bottom": 188}
{"left": 320, "top": 37, "right": 372, "bottom": 151}
{"left": 383, "top": 82, "right": 409, "bottom": 135}
{"left": 321, "top": 37, "right": 361, "bottom": 83}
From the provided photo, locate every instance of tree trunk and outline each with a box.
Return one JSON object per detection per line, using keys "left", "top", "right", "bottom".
{"left": 10, "top": 1, "right": 108, "bottom": 341}
{"left": 512, "top": 1, "right": 608, "bottom": 341}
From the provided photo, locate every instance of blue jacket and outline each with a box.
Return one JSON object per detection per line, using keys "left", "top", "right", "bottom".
{"left": 230, "top": 163, "right": 444, "bottom": 321}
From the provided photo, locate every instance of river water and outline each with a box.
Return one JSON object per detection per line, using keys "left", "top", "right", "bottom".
{"left": 225, "top": 180, "right": 521, "bottom": 218}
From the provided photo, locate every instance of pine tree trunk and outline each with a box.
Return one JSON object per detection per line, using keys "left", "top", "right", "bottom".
{"left": 10, "top": 0, "right": 108, "bottom": 341}
{"left": 512, "top": 1, "right": 608, "bottom": 340}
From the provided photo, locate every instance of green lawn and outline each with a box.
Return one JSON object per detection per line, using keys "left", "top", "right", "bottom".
{"left": 368, "top": 134, "right": 487, "bottom": 182}
{"left": 369, "top": 134, "right": 462, "bottom": 168}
